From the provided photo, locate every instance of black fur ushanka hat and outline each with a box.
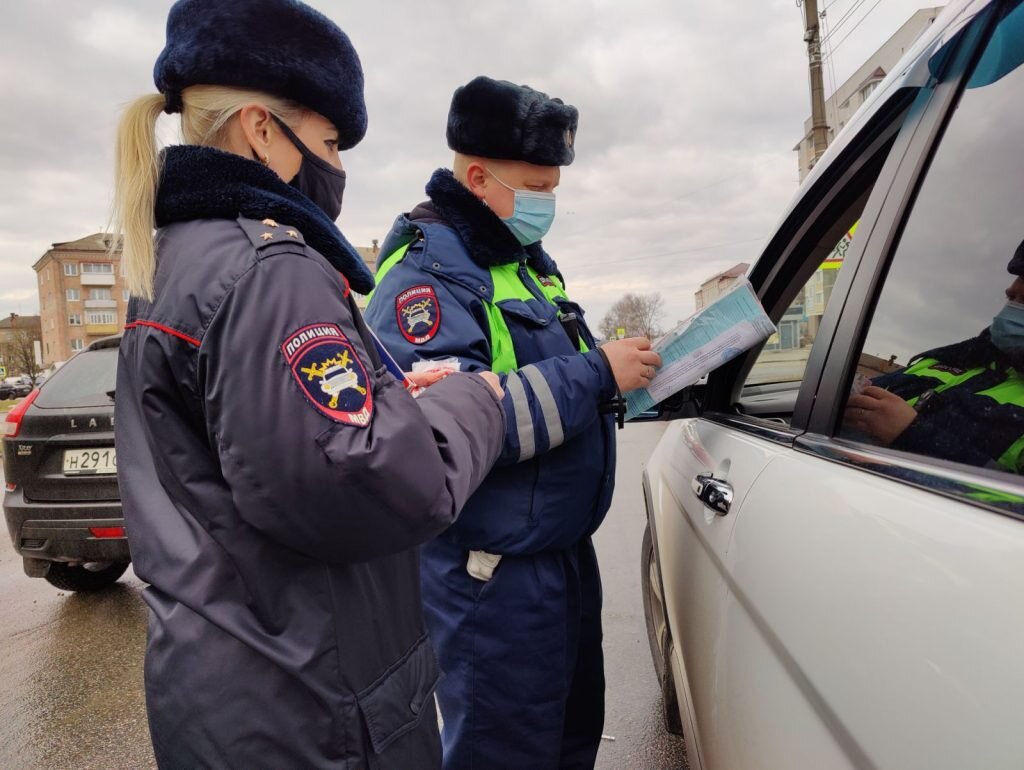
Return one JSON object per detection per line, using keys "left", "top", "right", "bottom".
{"left": 154, "top": 0, "right": 367, "bottom": 150}
{"left": 1009, "top": 239, "right": 1024, "bottom": 276}
{"left": 447, "top": 76, "right": 578, "bottom": 167}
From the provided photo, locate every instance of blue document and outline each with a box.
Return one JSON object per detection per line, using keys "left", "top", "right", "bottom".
{"left": 625, "top": 279, "right": 776, "bottom": 420}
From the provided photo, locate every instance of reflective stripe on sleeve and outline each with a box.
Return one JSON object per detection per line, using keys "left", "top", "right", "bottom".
{"left": 519, "top": 364, "right": 565, "bottom": 450}
{"left": 505, "top": 372, "right": 536, "bottom": 461}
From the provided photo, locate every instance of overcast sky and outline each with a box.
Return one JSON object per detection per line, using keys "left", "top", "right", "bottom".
{"left": 0, "top": 0, "right": 944, "bottom": 329}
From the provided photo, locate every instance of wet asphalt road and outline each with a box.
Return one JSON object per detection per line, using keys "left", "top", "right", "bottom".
{"left": 0, "top": 423, "right": 685, "bottom": 769}
{"left": 593, "top": 423, "right": 687, "bottom": 770}
{"left": 0, "top": 457, "right": 154, "bottom": 769}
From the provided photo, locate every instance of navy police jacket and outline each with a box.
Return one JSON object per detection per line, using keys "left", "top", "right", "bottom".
{"left": 365, "top": 169, "right": 617, "bottom": 555}
{"left": 873, "top": 332, "right": 1024, "bottom": 473}
{"left": 115, "top": 147, "right": 504, "bottom": 769}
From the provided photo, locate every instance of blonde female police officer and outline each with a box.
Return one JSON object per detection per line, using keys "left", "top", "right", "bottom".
{"left": 112, "top": 2, "right": 505, "bottom": 767}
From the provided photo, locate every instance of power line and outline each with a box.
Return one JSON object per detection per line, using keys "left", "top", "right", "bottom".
{"left": 821, "top": 0, "right": 869, "bottom": 44}
{"left": 821, "top": 0, "right": 868, "bottom": 42}
{"left": 830, "top": 0, "right": 884, "bottom": 53}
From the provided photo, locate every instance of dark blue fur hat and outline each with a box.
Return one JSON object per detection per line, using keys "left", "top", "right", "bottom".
{"left": 154, "top": 0, "right": 367, "bottom": 150}
{"left": 447, "top": 76, "right": 578, "bottom": 166}
{"left": 1009, "top": 239, "right": 1024, "bottom": 276}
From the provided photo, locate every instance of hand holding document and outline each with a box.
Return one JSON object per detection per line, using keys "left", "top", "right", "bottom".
{"left": 367, "top": 327, "right": 451, "bottom": 396}
{"left": 625, "top": 279, "right": 776, "bottom": 420}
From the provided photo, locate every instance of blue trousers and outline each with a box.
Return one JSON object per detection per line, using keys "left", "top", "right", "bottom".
{"left": 421, "top": 535, "right": 605, "bottom": 770}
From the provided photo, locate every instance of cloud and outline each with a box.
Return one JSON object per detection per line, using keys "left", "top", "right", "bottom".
{"left": 70, "top": 6, "right": 164, "bottom": 63}
{"left": 0, "top": 0, "right": 940, "bottom": 329}
{"left": 0, "top": 289, "right": 37, "bottom": 303}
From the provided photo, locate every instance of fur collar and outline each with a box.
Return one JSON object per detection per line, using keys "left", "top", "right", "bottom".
{"left": 155, "top": 145, "right": 374, "bottom": 294}
{"left": 916, "top": 329, "right": 1021, "bottom": 371}
{"left": 421, "top": 169, "right": 561, "bottom": 279}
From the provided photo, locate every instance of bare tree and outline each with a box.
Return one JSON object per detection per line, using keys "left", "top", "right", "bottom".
{"left": 599, "top": 292, "right": 665, "bottom": 341}
{"left": 1, "top": 328, "right": 42, "bottom": 384}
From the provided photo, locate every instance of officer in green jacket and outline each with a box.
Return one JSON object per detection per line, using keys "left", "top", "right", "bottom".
{"left": 365, "top": 76, "right": 660, "bottom": 768}
{"left": 846, "top": 241, "right": 1024, "bottom": 473}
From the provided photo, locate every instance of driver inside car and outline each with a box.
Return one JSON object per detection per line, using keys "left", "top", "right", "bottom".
{"left": 844, "top": 239, "right": 1024, "bottom": 474}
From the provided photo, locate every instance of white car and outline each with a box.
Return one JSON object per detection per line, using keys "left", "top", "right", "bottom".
{"left": 641, "top": 2, "right": 1024, "bottom": 768}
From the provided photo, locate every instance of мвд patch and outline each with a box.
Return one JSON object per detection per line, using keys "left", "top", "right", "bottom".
{"left": 281, "top": 323, "right": 373, "bottom": 427}
{"left": 396, "top": 285, "right": 441, "bottom": 344}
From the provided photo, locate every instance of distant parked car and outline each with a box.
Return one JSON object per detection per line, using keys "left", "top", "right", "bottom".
{"left": 0, "top": 377, "right": 31, "bottom": 400}
{"left": 2, "top": 336, "right": 127, "bottom": 591}
{"left": 641, "top": 2, "right": 1024, "bottom": 768}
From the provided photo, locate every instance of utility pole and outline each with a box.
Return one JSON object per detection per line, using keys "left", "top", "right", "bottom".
{"left": 801, "top": 0, "right": 830, "bottom": 162}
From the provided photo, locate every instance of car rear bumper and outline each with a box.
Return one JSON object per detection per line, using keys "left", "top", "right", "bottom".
{"left": 3, "top": 488, "right": 129, "bottom": 564}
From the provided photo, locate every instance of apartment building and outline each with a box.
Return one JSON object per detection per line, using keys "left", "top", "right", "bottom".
{"left": 794, "top": 7, "right": 943, "bottom": 181}
{"left": 694, "top": 263, "right": 749, "bottom": 311}
{"left": 33, "top": 233, "right": 125, "bottom": 365}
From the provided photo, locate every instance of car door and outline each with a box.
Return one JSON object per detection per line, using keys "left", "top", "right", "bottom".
{"left": 704, "top": 5, "right": 1024, "bottom": 769}
{"left": 645, "top": 412, "right": 791, "bottom": 762}
{"left": 648, "top": 26, "right": 941, "bottom": 764}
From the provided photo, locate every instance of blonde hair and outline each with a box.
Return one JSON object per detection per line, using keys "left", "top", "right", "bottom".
{"left": 111, "top": 86, "right": 304, "bottom": 300}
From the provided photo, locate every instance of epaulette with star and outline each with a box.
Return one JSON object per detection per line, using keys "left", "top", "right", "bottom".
{"left": 237, "top": 216, "right": 306, "bottom": 251}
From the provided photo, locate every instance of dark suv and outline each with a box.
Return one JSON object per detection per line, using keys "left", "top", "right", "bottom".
{"left": 2, "top": 336, "right": 128, "bottom": 591}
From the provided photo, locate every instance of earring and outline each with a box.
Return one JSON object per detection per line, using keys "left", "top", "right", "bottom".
{"left": 262, "top": 154, "right": 270, "bottom": 165}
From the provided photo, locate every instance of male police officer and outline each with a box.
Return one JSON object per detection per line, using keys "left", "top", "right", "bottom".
{"left": 846, "top": 239, "right": 1024, "bottom": 473}
{"left": 365, "top": 77, "right": 660, "bottom": 768}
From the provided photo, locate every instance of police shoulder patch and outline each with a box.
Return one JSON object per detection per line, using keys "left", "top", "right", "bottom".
{"left": 281, "top": 323, "right": 373, "bottom": 428}
{"left": 396, "top": 285, "right": 441, "bottom": 345}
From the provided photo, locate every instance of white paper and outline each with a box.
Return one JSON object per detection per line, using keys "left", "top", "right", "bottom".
{"left": 625, "top": 279, "right": 776, "bottom": 420}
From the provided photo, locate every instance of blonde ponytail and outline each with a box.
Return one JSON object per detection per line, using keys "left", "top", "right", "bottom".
{"left": 112, "top": 94, "right": 165, "bottom": 301}
{"left": 111, "top": 86, "right": 304, "bottom": 301}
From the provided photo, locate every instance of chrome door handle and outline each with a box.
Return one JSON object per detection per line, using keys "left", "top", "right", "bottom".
{"left": 692, "top": 473, "right": 733, "bottom": 516}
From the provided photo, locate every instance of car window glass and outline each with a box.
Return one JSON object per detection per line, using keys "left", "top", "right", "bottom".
{"left": 746, "top": 220, "right": 860, "bottom": 389}
{"left": 840, "top": 2, "right": 1024, "bottom": 478}
{"left": 34, "top": 348, "right": 118, "bottom": 409}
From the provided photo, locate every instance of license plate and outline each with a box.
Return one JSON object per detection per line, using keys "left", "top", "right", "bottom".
{"left": 63, "top": 448, "right": 117, "bottom": 476}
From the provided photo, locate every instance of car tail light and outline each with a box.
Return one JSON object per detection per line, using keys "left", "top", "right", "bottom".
{"left": 89, "top": 526, "right": 126, "bottom": 539}
{"left": 5, "top": 483, "right": 15, "bottom": 492}
{"left": 3, "top": 389, "right": 40, "bottom": 438}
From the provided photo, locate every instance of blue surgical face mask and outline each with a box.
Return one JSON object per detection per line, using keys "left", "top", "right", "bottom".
{"left": 991, "top": 300, "right": 1024, "bottom": 353}
{"left": 486, "top": 167, "right": 556, "bottom": 246}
